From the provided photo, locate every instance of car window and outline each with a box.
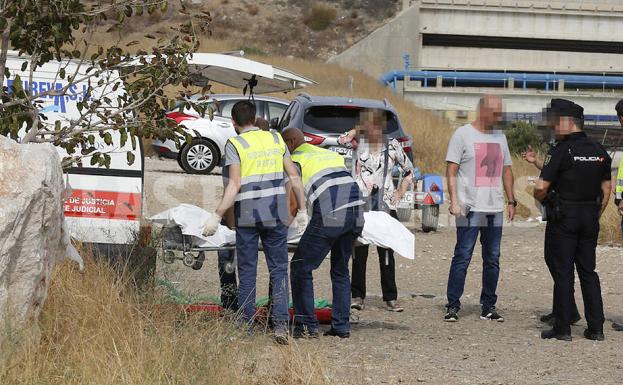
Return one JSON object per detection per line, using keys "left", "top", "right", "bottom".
{"left": 218, "top": 100, "right": 237, "bottom": 118}
{"left": 303, "top": 106, "right": 400, "bottom": 134}
{"left": 279, "top": 101, "right": 299, "bottom": 130}
{"left": 268, "top": 102, "right": 287, "bottom": 121}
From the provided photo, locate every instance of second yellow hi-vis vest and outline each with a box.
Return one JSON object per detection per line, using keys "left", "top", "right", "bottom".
{"left": 229, "top": 129, "right": 286, "bottom": 202}
{"left": 291, "top": 143, "right": 360, "bottom": 212}
{"left": 616, "top": 157, "right": 623, "bottom": 201}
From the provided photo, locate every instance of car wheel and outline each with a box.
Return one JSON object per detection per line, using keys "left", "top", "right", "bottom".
{"left": 421, "top": 204, "right": 439, "bottom": 233}
{"left": 396, "top": 207, "right": 412, "bottom": 222}
{"left": 180, "top": 138, "right": 219, "bottom": 174}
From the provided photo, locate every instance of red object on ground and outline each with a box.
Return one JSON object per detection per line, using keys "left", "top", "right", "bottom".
{"left": 180, "top": 303, "right": 333, "bottom": 324}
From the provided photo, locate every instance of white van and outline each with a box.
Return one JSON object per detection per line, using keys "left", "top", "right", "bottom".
{"left": 6, "top": 51, "right": 144, "bottom": 251}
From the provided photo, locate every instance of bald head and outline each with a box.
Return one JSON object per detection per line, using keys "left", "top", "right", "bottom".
{"left": 476, "top": 94, "right": 503, "bottom": 131}
{"left": 281, "top": 127, "right": 306, "bottom": 153}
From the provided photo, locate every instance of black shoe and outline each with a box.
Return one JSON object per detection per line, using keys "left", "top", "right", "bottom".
{"left": 292, "top": 328, "right": 320, "bottom": 339}
{"left": 444, "top": 307, "right": 459, "bottom": 322}
{"left": 480, "top": 306, "right": 504, "bottom": 322}
{"left": 540, "top": 312, "right": 581, "bottom": 326}
{"left": 323, "top": 328, "right": 350, "bottom": 338}
{"left": 540, "top": 329, "right": 572, "bottom": 341}
{"left": 539, "top": 312, "right": 555, "bottom": 323}
{"left": 583, "top": 329, "right": 605, "bottom": 341}
{"left": 612, "top": 322, "right": 623, "bottom": 332}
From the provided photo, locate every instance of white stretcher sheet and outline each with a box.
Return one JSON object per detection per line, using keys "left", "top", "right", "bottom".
{"left": 150, "top": 204, "right": 236, "bottom": 247}
{"left": 358, "top": 211, "right": 415, "bottom": 260}
{"left": 150, "top": 205, "right": 415, "bottom": 260}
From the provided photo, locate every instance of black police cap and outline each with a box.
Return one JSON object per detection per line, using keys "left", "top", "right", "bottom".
{"left": 547, "top": 99, "right": 584, "bottom": 120}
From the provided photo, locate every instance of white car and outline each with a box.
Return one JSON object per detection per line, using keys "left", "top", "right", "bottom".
{"left": 152, "top": 94, "right": 290, "bottom": 174}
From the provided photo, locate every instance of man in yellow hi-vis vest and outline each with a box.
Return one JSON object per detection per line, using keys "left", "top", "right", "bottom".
{"left": 282, "top": 127, "right": 365, "bottom": 339}
{"left": 203, "top": 101, "right": 307, "bottom": 345}
{"left": 612, "top": 99, "right": 623, "bottom": 332}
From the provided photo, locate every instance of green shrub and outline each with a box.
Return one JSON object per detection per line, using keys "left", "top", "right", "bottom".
{"left": 304, "top": 2, "right": 337, "bottom": 31}
{"left": 505, "top": 121, "right": 547, "bottom": 155}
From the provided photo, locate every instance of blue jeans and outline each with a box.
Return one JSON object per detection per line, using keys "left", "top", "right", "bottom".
{"left": 446, "top": 211, "right": 503, "bottom": 311}
{"left": 291, "top": 206, "right": 364, "bottom": 334}
{"left": 236, "top": 221, "right": 289, "bottom": 331}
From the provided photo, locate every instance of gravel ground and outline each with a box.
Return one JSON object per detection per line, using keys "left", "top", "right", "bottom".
{"left": 145, "top": 157, "right": 623, "bottom": 385}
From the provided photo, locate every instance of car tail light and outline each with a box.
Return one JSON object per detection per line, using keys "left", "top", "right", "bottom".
{"left": 166, "top": 111, "right": 198, "bottom": 125}
{"left": 397, "top": 136, "right": 412, "bottom": 153}
{"left": 303, "top": 132, "right": 325, "bottom": 145}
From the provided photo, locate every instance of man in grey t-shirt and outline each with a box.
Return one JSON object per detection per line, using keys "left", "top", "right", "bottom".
{"left": 443, "top": 95, "right": 516, "bottom": 323}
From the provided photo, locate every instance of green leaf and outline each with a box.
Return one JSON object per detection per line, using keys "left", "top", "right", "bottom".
{"left": 90, "top": 153, "right": 101, "bottom": 166}
{"left": 103, "top": 132, "right": 112, "bottom": 146}
{"left": 160, "top": 1, "right": 168, "bottom": 13}
{"left": 127, "top": 151, "right": 135, "bottom": 165}
{"left": 54, "top": 120, "right": 61, "bottom": 131}
{"left": 124, "top": 5, "right": 133, "bottom": 17}
{"left": 88, "top": 134, "right": 95, "bottom": 145}
{"left": 120, "top": 129, "right": 127, "bottom": 147}
{"left": 20, "top": 61, "right": 27, "bottom": 72}
{"left": 59, "top": 68, "right": 66, "bottom": 79}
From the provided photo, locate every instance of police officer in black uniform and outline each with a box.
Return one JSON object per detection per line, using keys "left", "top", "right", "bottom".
{"left": 534, "top": 99, "right": 612, "bottom": 341}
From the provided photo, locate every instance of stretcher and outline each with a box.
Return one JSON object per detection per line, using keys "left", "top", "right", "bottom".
{"left": 161, "top": 225, "right": 299, "bottom": 271}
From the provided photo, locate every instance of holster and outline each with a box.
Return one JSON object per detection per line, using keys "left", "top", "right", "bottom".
{"left": 543, "top": 191, "right": 563, "bottom": 222}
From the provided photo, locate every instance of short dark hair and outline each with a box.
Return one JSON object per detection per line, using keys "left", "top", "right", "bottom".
{"left": 616, "top": 99, "right": 623, "bottom": 118}
{"left": 571, "top": 117, "right": 584, "bottom": 130}
{"left": 231, "top": 101, "right": 256, "bottom": 126}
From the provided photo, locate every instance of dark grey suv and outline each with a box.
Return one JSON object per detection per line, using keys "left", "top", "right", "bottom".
{"left": 273, "top": 94, "right": 413, "bottom": 162}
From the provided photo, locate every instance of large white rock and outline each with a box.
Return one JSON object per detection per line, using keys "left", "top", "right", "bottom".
{"left": 0, "top": 135, "right": 66, "bottom": 327}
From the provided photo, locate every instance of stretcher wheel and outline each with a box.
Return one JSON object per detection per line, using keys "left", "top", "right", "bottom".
{"left": 182, "top": 252, "right": 196, "bottom": 267}
{"left": 191, "top": 251, "right": 206, "bottom": 270}
{"left": 163, "top": 250, "right": 176, "bottom": 264}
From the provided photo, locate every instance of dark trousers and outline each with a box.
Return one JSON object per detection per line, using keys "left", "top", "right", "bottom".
{"left": 446, "top": 211, "right": 503, "bottom": 311}
{"left": 544, "top": 205, "right": 604, "bottom": 335}
{"left": 236, "top": 221, "right": 289, "bottom": 331}
{"left": 217, "top": 249, "right": 238, "bottom": 310}
{"left": 291, "top": 206, "right": 364, "bottom": 334}
{"left": 351, "top": 209, "right": 399, "bottom": 302}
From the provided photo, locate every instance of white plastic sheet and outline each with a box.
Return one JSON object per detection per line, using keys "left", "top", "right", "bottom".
{"left": 149, "top": 204, "right": 235, "bottom": 247}
{"left": 358, "top": 211, "right": 415, "bottom": 260}
{"left": 150, "top": 205, "right": 415, "bottom": 260}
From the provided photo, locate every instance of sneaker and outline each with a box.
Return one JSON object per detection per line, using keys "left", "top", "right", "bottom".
{"left": 541, "top": 328, "right": 572, "bottom": 341}
{"left": 444, "top": 307, "right": 459, "bottom": 322}
{"left": 480, "top": 307, "right": 504, "bottom": 322}
{"left": 386, "top": 300, "right": 404, "bottom": 312}
{"left": 351, "top": 297, "right": 364, "bottom": 311}
{"left": 349, "top": 311, "right": 360, "bottom": 325}
{"left": 612, "top": 322, "right": 623, "bottom": 332}
{"left": 323, "top": 328, "right": 350, "bottom": 338}
{"left": 583, "top": 329, "right": 605, "bottom": 341}
{"left": 273, "top": 330, "right": 289, "bottom": 345}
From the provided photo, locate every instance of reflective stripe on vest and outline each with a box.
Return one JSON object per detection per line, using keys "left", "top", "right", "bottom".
{"left": 291, "top": 143, "right": 356, "bottom": 208}
{"left": 616, "top": 157, "right": 623, "bottom": 199}
{"left": 229, "top": 130, "right": 286, "bottom": 202}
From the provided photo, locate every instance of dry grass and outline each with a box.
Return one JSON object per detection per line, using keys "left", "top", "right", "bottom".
{"left": 0, "top": 254, "right": 328, "bottom": 385}
{"left": 303, "top": 3, "right": 337, "bottom": 31}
